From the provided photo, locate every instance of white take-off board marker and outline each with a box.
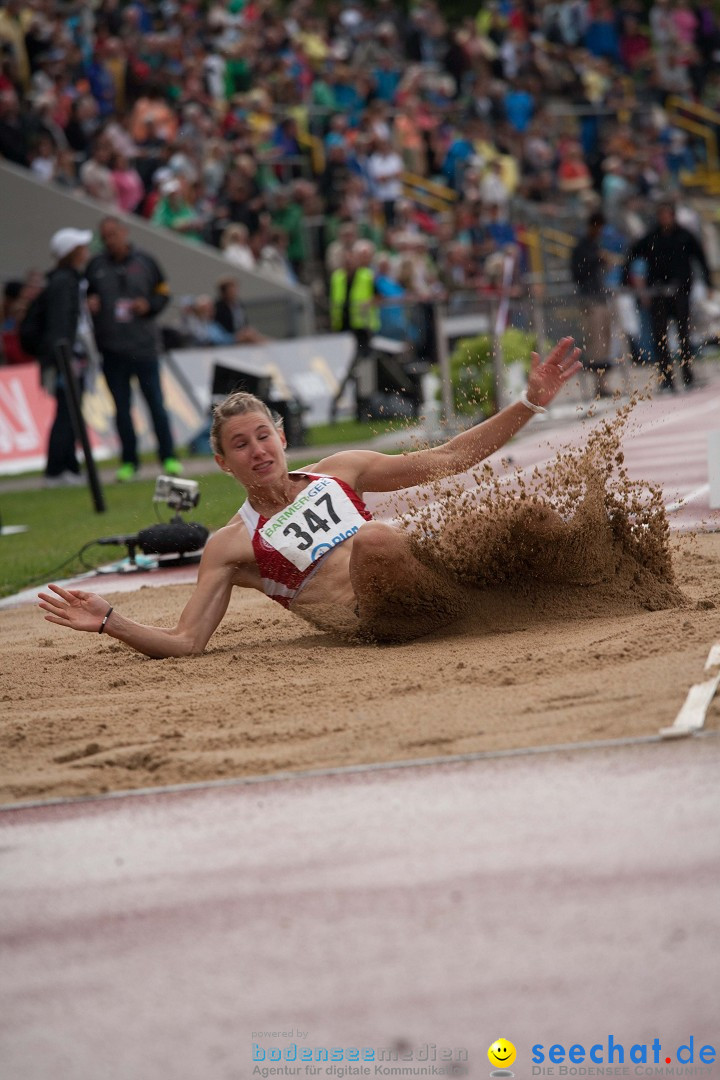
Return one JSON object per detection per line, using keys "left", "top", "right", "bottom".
{"left": 660, "top": 643, "right": 720, "bottom": 739}
{"left": 708, "top": 431, "right": 720, "bottom": 510}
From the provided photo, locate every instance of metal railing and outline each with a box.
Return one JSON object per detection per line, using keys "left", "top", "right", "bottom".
{"left": 666, "top": 96, "right": 720, "bottom": 191}
{"left": 400, "top": 171, "right": 458, "bottom": 213}
{"left": 296, "top": 130, "right": 325, "bottom": 175}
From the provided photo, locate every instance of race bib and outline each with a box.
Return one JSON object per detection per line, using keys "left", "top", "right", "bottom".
{"left": 260, "top": 477, "right": 367, "bottom": 571}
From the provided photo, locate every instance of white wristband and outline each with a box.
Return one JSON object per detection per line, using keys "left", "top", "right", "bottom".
{"left": 519, "top": 390, "right": 547, "bottom": 415}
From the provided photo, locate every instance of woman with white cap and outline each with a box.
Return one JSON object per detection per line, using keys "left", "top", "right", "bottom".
{"left": 41, "top": 227, "right": 93, "bottom": 486}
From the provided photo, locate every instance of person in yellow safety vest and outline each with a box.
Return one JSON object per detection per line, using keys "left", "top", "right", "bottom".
{"left": 329, "top": 240, "right": 380, "bottom": 349}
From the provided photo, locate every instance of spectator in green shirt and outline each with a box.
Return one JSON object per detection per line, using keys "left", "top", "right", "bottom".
{"left": 270, "top": 186, "right": 306, "bottom": 275}
{"left": 151, "top": 178, "right": 206, "bottom": 244}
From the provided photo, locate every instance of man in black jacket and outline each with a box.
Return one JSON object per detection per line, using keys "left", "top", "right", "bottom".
{"left": 571, "top": 212, "right": 612, "bottom": 398}
{"left": 42, "top": 228, "right": 93, "bottom": 486}
{"left": 86, "top": 217, "right": 181, "bottom": 481}
{"left": 622, "top": 202, "right": 712, "bottom": 390}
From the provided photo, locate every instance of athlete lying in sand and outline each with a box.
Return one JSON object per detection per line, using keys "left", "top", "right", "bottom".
{"left": 38, "top": 337, "right": 582, "bottom": 655}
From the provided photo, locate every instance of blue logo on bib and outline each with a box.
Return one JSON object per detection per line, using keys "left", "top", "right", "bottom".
{"left": 310, "top": 525, "right": 359, "bottom": 562}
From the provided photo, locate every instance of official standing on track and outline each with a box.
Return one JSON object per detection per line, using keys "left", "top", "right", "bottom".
{"left": 86, "top": 216, "right": 182, "bottom": 481}
{"left": 571, "top": 211, "right": 612, "bottom": 399}
{"left": 622, "top": 201, "right": 712, "bottom": 392}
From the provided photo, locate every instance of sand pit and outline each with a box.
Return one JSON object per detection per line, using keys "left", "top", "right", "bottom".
{"left": 1, "top": 529, "right": 719, "bottom": 805}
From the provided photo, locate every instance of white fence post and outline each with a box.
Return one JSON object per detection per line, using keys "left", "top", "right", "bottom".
{"left": 434, "top": 302, "right": 455, "bottom": 428}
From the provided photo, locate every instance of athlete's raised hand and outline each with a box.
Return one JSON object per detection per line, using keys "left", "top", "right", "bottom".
{"left": 525, "top": 337, "right": 582, "bottom": 409}
{"left": 38, "top": 584, "right": 111, "bottom": 634}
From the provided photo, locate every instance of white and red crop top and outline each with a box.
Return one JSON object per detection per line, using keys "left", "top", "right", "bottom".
{"left": 237, "top": 472, "right": 373, "bottom": 608}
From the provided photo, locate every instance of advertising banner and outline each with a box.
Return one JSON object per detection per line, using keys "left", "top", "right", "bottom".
{"left": 166, "top": 333, "right": 356, "bottom": 427}
{"left": 0, "top": 363, "right": 205, "bottom": 475}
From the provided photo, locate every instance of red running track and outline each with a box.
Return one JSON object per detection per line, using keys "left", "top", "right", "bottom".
{"left": 1, "top": 738, "right": 719, "bottom": 1080}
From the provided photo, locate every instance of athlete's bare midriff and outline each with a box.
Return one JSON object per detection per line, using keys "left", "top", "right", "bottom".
{"left": 289, "top": 538, "right": 358, "bottom": 615}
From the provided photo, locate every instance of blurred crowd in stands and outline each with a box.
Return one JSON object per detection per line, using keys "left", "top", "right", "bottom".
{"left": 2, "top": 0, "right": 720, "bottom": 363}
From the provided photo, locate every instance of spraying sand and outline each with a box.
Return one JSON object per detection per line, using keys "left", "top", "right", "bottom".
{"left": 344, "top": 401, "right": 683, "bottom": 642}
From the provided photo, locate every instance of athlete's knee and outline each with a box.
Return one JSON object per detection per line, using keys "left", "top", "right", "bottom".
{"left": 352, "top": 521, "right": 405, "bottom": 562}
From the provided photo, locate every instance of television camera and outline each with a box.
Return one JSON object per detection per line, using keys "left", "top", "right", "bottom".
{"left": 153, "top": 475, "right": 201, "bottom": 513}
{"left": 96, "top": 475, "right": 209, "bottom": 572}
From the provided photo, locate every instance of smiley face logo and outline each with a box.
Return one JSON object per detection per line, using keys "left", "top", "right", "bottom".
{"left": 488, "top": 1039, "right": 517, "bottom": 1070}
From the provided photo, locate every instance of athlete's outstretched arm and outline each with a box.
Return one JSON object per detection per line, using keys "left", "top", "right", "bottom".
{"left": 331, "top": 337, "right": 582, "bottom": 493}
{"left": 38, "top": 531, "right": 241, "bottom": 659}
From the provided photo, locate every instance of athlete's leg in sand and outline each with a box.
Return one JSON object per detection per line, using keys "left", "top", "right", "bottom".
{"left": 349, "top": 521, "right": 462, "bottom": 638}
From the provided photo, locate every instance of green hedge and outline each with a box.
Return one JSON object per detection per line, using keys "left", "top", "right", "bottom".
{"left": 441, "top": 328, "right": 538, "bottom": 416}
